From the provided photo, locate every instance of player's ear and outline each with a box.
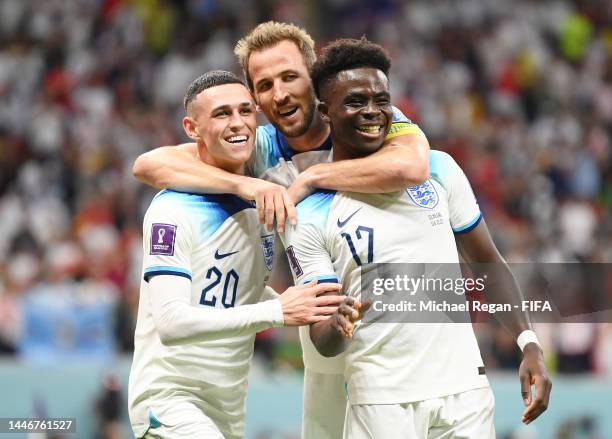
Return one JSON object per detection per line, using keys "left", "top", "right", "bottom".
{"left": 318, "top": 101, "right": 330, "bottom": 124}
{"left": 182, "top": 116, "right": 199, "bottom": 140}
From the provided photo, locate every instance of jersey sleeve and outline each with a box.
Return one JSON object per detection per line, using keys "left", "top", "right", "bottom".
{"left": 149, "top": 276, "right": 283, "bottom": 345}
{"left": 430, "top": 151, "right": 482, "bottom": 234}
{"left": 246, "top": 125, "right": 280, "bottom": 178}
{"left": 386, "top": 106, "right": 425, "bottom": 141}
{"left": 142, "top": 197, "right": 194, "bottom": 282}
{"left": 281, "top": 191, "right": 338, "bottom": 285}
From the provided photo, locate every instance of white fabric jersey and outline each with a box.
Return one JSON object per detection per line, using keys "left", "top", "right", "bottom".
{"left": 129, "top": 190, "right": 276, "bottom": 438}
{"left": 249, "top": 107, "right": 422, "bottom": 375}
{"left": 283, "top": 151, "right": 490, "bottom": 405}
{"left": 243, "top": 112, "right": 422, "bottom": 439}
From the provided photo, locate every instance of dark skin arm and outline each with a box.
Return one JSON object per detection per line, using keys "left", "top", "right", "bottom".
{"left": 309, "top": 296, "right": 365, "bottom": 357}
{"left": 456, "top": 219, "right": 552, "bottom": 424}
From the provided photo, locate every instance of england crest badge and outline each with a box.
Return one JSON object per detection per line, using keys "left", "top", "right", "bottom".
{"left": 407, "top": 181, "right": 439, "bottom": 209}
{"left": 260, "top": 234, "right": 275, "bottom": 271}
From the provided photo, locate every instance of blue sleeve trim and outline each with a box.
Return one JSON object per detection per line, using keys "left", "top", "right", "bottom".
{"left": 302, "top": 275, "right": 339, "bottom": 284}
{"left": 144, "top": 266, "right": 192, "bottom": 282}
{"left": 453, "top": 212, "right": 482, "bottom": 234}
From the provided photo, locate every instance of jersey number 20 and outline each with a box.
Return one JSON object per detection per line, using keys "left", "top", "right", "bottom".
{"left": 200, "top": 267, "right": 239, "bottom": 308}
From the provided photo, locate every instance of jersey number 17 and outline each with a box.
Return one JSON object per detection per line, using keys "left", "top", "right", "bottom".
{"left": 341, "top": 226, "right": 374, "bottom": 266}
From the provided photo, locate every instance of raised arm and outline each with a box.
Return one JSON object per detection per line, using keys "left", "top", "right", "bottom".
{"left": 288, "top": 124, "right": 430, "bottom": 203}
{"left": 133, "top": 142, "right": 249, "bottom": 193}
{"left": 133, "top": 143, "right": 296, "bottom": 231}
{"left": 456, "top": 220, "right": 552, "bottom": 425}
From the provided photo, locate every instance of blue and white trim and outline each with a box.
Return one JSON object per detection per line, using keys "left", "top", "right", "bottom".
{"left": 143, "top": 265, "right": 192, "bottom": 282}
{"left": 452, "top": 212, "right": 482, "bottom": 234}
{"left": 302, "top": 274, "right": 339, "bottom": 284}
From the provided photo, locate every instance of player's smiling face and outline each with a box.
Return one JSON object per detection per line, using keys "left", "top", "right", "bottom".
{"left": 319, "top": 67, "right": 392, "bottom": 159}
{"left": 248, "top": 40, "right": 316, "bottom": 138}
{"left": 183, "top": 83, "right": 256, "bottom": 173}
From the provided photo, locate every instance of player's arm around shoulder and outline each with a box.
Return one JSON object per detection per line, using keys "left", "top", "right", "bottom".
{"left": 132, "top": 141, "right": 296, "bottom": 232}
{"left": 132, "top": 141, "right": 253, "bottom": 196}
{"left": 377, "top": 119, "right": 430, "bottom": 185}
{"left": 384, "top": 106, "right": 430, "bottom": 180}
{"left": 288, "top": 109, "right": 430, "bottom": 202}
{"left": 133, "top": 142, "right": 199, "bottom": 188}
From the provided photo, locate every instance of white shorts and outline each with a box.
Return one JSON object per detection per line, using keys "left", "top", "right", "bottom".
{"left": 344, "top": 387, "right": 495, "bottom": 439}
{"left": 139, "top": 400, "right": 239, "bottom": 439}
{"left": 302, "top": 368, "right": 348, "bottom": 439}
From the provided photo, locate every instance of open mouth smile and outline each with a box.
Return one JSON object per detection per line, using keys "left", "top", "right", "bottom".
{"left": 225, "top": 135, "right": 249, "bottom": 145}
{"left": 357, "top": 125, "right": 384, "bottom": 135}
{"left": 278, "top": 106, "right": 298, "bottom": 118}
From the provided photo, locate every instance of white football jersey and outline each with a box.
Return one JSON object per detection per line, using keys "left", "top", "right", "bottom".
{"left": 128, "top": 190, "right": 275, "bottom": 437}
{"left": 248, "top": 108, "right": 423, "bottom": 375}
{"left": 283, "top": 151, "right": 490, "bottom": 404}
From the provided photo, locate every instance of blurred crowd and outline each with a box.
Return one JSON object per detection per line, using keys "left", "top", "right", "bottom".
{"left": 0, "top": 0, "right": 611, "bottom": 386}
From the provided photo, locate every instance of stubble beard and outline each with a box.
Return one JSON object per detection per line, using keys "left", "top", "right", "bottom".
{"left": 277, "top": 96, "right": 316, "bottom": 139}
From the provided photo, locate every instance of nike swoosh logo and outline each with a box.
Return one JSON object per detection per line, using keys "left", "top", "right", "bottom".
{"left": 214, "top": 249, "right": 240, "bottom": 260}
{"left": 337, "top": 207, "right": 362, "bottom": 228}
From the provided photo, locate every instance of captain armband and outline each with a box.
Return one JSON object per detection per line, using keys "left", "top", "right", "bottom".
{"left": 385, "top": 122, "right": 423, "bottom": 141}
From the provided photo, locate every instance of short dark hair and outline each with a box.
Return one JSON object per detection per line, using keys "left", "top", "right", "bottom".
{"left": 311, "top": 38, "right": 391, "bottom": 99}
{"left": 183, "top": 70, "right": 245, "bottom": 112}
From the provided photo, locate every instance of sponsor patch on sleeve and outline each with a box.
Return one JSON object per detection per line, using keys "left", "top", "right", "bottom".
{"left": 385, "top": 122, "right": 422, "bottom": 140}
{"left": 150, "top": 223, "right": 177, "bottom": 256}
